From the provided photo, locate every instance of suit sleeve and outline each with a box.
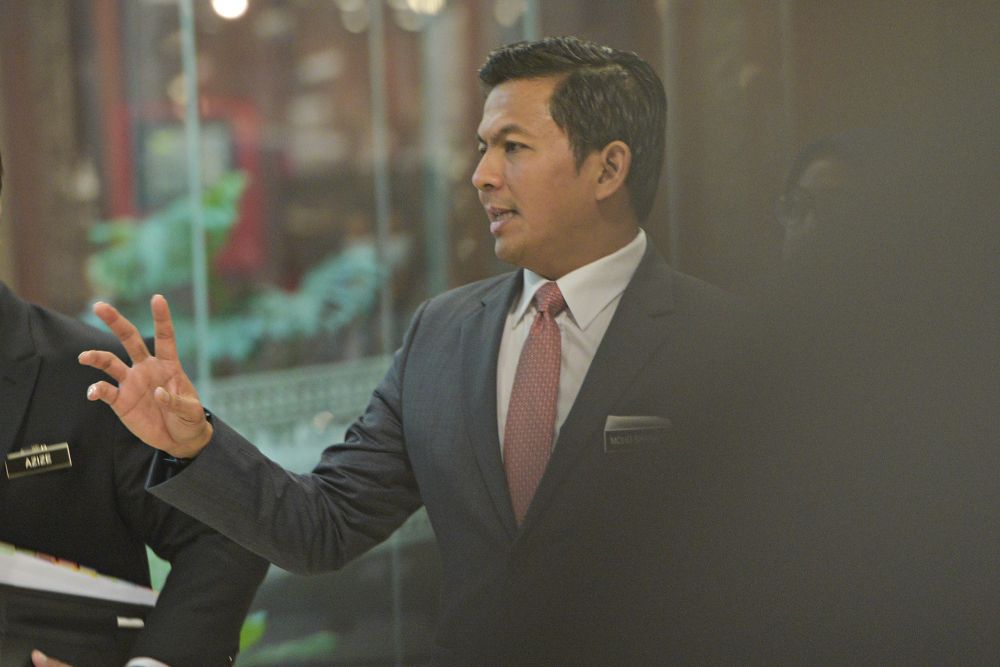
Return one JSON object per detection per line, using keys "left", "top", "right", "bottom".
{"left": 111, "top": 418, "right": 270, "bottom": 666}
{"left": 148, "top": 302, "right": 429, "bottom": 575}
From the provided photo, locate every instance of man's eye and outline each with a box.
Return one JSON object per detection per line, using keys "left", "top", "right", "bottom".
{"left": 477, "top": 144, "right": 486, "bottom": 156}
{"left": 504, "top": 142, "right": 524, "bottom": 153}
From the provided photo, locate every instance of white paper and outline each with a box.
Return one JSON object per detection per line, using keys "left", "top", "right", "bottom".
{"left": 0, "top": 544, "right": 158, "bottom": 607}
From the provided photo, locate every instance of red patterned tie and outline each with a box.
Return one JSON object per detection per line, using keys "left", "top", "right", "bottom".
{"left": 504, "top": 281, "right": 567, "bottom": 525}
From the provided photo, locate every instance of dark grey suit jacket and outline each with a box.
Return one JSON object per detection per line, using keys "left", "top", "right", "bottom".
{"left": 151, "top": 245, "right": 746, "bottom": 664}
{"left": 0, "top": 282, "right": 268, "bottom": 666}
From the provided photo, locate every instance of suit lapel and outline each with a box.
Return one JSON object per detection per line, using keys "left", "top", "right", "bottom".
{"left": 0, "top": 283, "right": 42, "bottom": 455}
{"left": 520, "top": 247, "right": 677, "bottom": 530}
{"left": 460, "top": 273, "right": 522, "bottom": 540}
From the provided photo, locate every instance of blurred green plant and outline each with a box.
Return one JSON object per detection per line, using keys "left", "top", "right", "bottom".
{"left": 237, "top": 630, "right": 338, "bottom": 665}
{"left": 145, "top": 546, "right": 170, "bottom": 592}
{"left": 86, "top": 172, "right": 245, "bottom": 303}
{"left": 83, "top": 171, "right": 400, "bottom": 372}
{"left": 240, "top": 610, "right": 268, "bottom": 652}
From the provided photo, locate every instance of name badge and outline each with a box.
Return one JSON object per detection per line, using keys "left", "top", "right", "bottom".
{"left": 5, "top": 442, "right": 72, "bottom": 479}
{"left": 603, "top": 415, "right": 672, "bottom": 453}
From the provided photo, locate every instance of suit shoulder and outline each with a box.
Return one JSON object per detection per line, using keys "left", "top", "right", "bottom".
{"left": 664, "top": 270, "right": 754, "bottom": 362}
{"left": 420, "top": 272, "right": 515, "bottom": 320}
{"left": 27, "top": 303, "right": 127, "bottom": 362}
{"left": 672, "top": 270, "right": 741, "bottom": 303}
{"left": 671, "top": 270, "right": 744, "bottom": 318}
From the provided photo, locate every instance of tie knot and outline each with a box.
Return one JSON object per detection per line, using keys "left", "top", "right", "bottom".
{"left": 534, "top": 282, "right": 566, "bottom": 318}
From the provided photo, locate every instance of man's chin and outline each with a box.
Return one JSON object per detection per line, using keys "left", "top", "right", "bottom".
{"left": 493, "top": 239, "right": 519, "bottom": 266}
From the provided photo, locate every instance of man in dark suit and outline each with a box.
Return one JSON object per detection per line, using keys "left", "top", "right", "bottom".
{"left": 81, "top": 37, "right": 744, "bottom": 664}
{"left": 0, "top": 152, "right": 268, "bottom": 667}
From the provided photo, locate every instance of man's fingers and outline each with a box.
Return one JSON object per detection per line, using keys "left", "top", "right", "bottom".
{"left": 155, "top": 387, "right": 205, "bottom": 424}
{"left": 155, "top": 388, "right": 213, "bottom": 457}
{"left": 92, "top": 301, "right": 150, "bottom": 363}
{"left": 150, "top": 294, "right": 180, "bottom": 362}
{"left": 86, "top": 380, "right": 120, "bottom": 406}
{"left": 77, "top": 350, "right": 130, "bottom": 383}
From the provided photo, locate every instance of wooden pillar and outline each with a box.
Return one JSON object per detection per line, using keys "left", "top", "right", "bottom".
{"left": 0, "top": 0, "right": 91, "bottom": 311}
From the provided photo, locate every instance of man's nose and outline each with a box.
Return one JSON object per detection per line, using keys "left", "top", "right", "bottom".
{"left": 472, "top": 151, "right": 500, "bottom": 191}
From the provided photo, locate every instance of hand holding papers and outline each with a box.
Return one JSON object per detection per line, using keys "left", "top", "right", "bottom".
{"left": 0, "top": 542, "right": 157, "bottom": 667}
{"left": 30, "top": 649, "right": 72, "bottom": 667}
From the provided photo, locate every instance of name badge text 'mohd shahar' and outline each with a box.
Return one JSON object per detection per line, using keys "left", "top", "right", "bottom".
{"left": 603, "top": 415, "right": 672, "bottom": 453}
{"left": 5, "top": 442, "right": 72, "bottom": 479}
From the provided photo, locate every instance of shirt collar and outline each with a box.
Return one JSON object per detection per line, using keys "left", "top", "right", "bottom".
{"left": 512, "top": 228, "right": 647, "bottom": 331}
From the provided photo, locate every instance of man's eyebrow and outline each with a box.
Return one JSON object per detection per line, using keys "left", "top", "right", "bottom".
{"left": 477, "top": 123, "right": 530, "bottom": 145}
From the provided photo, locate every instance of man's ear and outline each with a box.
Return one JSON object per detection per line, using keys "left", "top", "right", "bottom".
{"left": 595, "top": 140, "right": 631, "bottom": 202}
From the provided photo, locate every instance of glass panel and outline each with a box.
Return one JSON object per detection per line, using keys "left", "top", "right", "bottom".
{"left": 157, "top": 1, "right": 535, "bottom": 662}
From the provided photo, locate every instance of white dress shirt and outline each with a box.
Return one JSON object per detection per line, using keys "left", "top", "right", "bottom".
{"left": 496, "top": 228, "right": 647, "bottom": 453}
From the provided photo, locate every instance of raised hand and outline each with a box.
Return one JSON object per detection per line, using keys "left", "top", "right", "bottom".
{"left": 79, "top": 294, "right": 212, "bottom": 459}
